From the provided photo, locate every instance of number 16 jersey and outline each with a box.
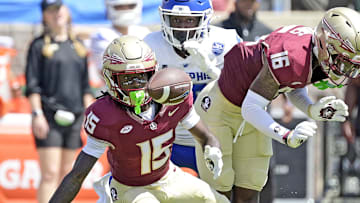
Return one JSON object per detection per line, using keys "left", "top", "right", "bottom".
{"left": 218, "top": 25, "right": 314, "bottom": 107}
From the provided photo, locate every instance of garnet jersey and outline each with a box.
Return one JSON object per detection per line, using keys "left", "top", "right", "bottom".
{"left": 83, "top": 94, "right": 194, "bottom": 186}
{"left": 218, "top": 25, "right": 314, "bottom": 107}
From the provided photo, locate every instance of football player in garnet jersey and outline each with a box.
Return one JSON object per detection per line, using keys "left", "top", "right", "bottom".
{"left": 194, "top": 7, "right": 359, "bottom": 203}
{"left": 49, "top": 36, "right": 229, "bottom": 203}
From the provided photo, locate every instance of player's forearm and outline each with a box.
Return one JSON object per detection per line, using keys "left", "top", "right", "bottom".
{"left": 49, "top": 151, "right": 98, "bottom": 203}
{"left": 49, "top": 172, "right": 83, "bottom": 203}
{"left": 242, "top": 90, "right": 288, "bottom": 144}
{"left": 285, "top": 87, "right": 313, "bottom": 116}
{"left": 189, "top": 121, "right": 221, "bottom": 149}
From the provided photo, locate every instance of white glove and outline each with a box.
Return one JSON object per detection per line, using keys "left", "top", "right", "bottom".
{"left": 309, "top": 96, "right": 348, "bottom": 122}
{"left": 183, "top": 40, "right": 221, "bottom": 79}
{"left": 204, "top": 145, "right": 223, "bottom": 179}
{"left": 283, "top": 121, "right": 317, "bottom": 148}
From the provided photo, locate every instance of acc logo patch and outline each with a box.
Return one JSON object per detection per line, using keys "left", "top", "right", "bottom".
{"left": 120, "top": 125, "right": 133, "bottom": 134}
{"left": 110, "top": 187, "right": 118, "bottom": 201}
{"left": 212, "top": 42, "right": 224, "bottom": 56}
{"left": 201, "top": 96, "right": 212, "bottom": 112}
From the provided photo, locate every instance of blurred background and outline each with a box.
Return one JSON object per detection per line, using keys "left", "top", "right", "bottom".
{"left": 1, "top": 0, "right": 360, "bottom": 202}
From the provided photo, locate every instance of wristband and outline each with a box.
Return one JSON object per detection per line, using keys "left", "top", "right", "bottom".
{"left": 282, "top": 130, "right": 292, "bottom": 146}
{"left": 32, "top": 109, "right": 43, "bottom": 117}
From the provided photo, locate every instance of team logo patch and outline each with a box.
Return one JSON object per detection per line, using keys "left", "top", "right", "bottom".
{"left": 120, "top": 125, "right": 133, "bottom": 134}
{"left": 110, "top": 187, "right": 118, "bottom": 201}
{"left": 150, "top": 122, "right": 158, "bottom": 130}
{"left": 212, "top": 42, "right": 224, "bottom": 56}
{"left": 201, "top": 96, "right": 212, "bottom": 112}
{"left": 320, "top": 106, "right": 336, "bottom": 119}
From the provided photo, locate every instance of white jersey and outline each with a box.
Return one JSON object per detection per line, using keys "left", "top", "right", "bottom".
{"left": 144, "top": 25, "right": 241, "bottom": 146}
{"left": 89, "top": 26, "right": 151, "bottom": 96}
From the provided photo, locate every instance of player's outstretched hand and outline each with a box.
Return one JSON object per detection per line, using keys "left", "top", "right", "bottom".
{"left": 183, "top": 40, "right": 220, "bottom": 78}
{"left": 204, "top": 145, "right": 223, "bottom": 179}
{"left": 283, "top": 121, "right": 317, "bottom": 148}
{"left": 309, "top": 96, "right": 348, "bottom": 122}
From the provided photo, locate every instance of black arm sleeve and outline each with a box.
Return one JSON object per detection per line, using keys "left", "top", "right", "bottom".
{"left": 49, "top": 151, "right": 98, "bottom": 203}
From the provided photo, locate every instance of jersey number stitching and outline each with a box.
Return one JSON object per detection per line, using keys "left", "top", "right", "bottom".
{"left": 136, "top": 131, "right": 173, "bottom": 175}
{"left": 85, "top": 111, "right": 100, "bottom": 134}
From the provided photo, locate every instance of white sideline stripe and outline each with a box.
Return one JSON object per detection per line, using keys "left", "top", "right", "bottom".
{"left": 0, "top": 113, "right": 31, "bottom": 125}
{"left": 156, "top": 86, "right": 170, "bottom": 103}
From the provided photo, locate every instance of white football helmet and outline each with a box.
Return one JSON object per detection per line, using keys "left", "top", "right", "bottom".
{"left": 105, "top": 0, "right": 142, "bottom": 27}
{"left": 102, "top": 35, "right": 157, "bottom": 107}
{"left": 159, "top": 0, "right": 213, "bottom": 48}
{"left": 313, "top": 7, "right": 360, "bottom": 85}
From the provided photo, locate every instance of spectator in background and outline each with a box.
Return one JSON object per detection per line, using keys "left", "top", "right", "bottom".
{"left": 341, "top": 79, "right": 360, "bottom": 144}
{"left": 212, "top": 0, "right": 233, "bottom": 13}
{"left": 89, "top": 0, "right": 150, "bottom": 96}
{"left": 25, "top": 0, "right": 93, "bottom": 202}
{"left": 341, "top": 78, "right": 360, "bottom": 192}
{"left": 218, "top": 0, "right": 272, "bottom": 42}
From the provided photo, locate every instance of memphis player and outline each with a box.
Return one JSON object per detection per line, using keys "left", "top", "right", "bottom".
{"left": 144, "top": 0, "right": 241, "bottom": 173}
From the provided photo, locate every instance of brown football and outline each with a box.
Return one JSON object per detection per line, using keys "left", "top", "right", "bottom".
{"left": 147, "top": 68, "right": 192, "bottom": 105}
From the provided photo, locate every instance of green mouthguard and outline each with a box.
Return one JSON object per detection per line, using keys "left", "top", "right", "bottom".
{"left": 313, "top": 80, "right": 344, "bottom": 90}
{"left": 129, "top": 90, "right": 145, "bottom": 115}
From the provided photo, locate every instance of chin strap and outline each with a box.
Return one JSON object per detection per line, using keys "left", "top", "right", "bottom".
{"left": 129, "top": 90, "right": 145, "bottom": 114}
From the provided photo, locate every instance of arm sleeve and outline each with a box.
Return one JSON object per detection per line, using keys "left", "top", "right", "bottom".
{"left": 242, "top": 90, "right": 289, "bottom": 144}
{"left": 180, "top": 107, "right": 200, "bottom": 130}
{"left": 25, "top": 40, "right": 42, "bottom": 97}
{"left": 82, "top": 135, "right": 108, "bottom": 158}
{"left": 285, "top": 87, "right": 313, "bottom": 116}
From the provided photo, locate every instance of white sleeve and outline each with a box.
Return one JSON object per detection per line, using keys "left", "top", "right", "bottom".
{"left": 90, "top": 32, "right": 112, "bottom": 71}
{"left": 180, "top": 107, "right": 201, "bottom": 130}
{"left": 285, "top": 87, "right": 313, "bottom": 116}
{"left": 242, "top": 90, "right": 289, "bottom": 144}
{"left": 82, "top": 136, "right": 108, "bottom": 158}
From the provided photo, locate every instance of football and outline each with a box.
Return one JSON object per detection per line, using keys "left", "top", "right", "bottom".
{"left": 147, "top": 68, "right": 192, "bottom": 105}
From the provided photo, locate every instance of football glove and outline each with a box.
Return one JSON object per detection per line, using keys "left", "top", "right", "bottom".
{"left": 283, "top": 121, "right": 317, "bottom": 148}
{"left": 308, "top": 96, "right": 348, "bottom": 122}
{"left": 183, "top": 40, "right": 221, "bottom": 79}
{"left": 204, "top": 145, "right": 223, "bottom": 179}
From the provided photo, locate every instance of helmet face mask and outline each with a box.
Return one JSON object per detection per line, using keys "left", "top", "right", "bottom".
{"left": 105, "top": 0, "right": 142, "bottom": 26}
{"left": 159, "top": 0, "right": 213, "bottom": 48}
{"left": 102, "top": 36, "right": 157, "bottom": 107}
{"left": 314, "top": 7, "right": 360, "bottom": 86}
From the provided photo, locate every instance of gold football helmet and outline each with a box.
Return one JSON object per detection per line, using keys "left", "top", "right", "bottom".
{"left": 102, "top": 35, "right": 157, "bottom": 107}
{"left": 314, "top": 7, "right": 360, "bottom": 84}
